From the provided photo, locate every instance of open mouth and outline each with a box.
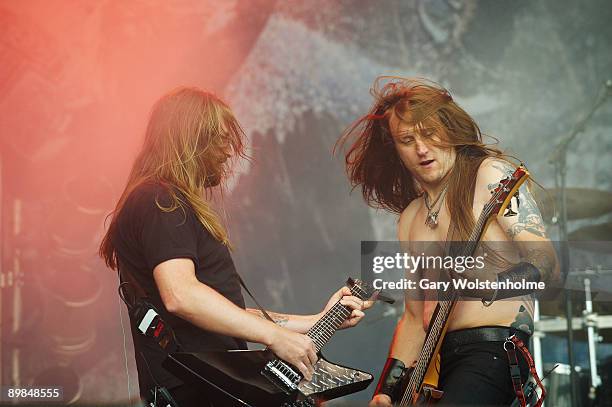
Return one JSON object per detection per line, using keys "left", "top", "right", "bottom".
{"left": 420, "top": 159, "right": 435, "bottom": 166}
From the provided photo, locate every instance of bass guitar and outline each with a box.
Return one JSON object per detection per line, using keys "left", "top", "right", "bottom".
{"left": 396, "top": 165, "right": 529, "bottom": 406}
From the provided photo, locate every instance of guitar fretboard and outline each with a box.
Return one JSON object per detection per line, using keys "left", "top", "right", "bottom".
{"left": 307, "top": 284, "right": 367, "bottom": 352}
{"left": 399, "top": 187, "right": 505, "bottom": 406}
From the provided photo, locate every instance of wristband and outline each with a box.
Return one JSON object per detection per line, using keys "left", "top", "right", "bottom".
{"left": 374, "top": 358, "right": 412, "bottom": 402}
{"left": 486, "top": 262, "right": 541, "bottom": 303}
{"left": 498, "top": 261, "right": 541, "bottom": 285}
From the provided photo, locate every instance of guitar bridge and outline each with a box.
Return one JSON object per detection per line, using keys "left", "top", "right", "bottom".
{"left": 262, "top": 359, "right": 301, "bottom": 394}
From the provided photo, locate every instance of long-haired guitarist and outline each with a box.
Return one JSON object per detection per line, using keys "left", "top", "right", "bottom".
{"left": 100, "top": 87, "right": 371, "bottom": 406}
{"left": 337, "top": 77, "right": 558, "bottom": 406}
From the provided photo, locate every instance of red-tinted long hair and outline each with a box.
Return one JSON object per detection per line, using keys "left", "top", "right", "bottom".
{"left": 336, "top": 77, "right": 509, "bottom": 241}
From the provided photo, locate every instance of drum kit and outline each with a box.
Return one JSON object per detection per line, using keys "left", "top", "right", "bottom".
{"left": 534, "top": 278, "right": 612, "bottom": 407}
{"left": 534, "top": 79, "right": 612, "bottom": 407}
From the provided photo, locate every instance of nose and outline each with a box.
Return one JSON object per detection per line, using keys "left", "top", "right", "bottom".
{"left": 415, "top": 137, "right": 429, "bottom": 156}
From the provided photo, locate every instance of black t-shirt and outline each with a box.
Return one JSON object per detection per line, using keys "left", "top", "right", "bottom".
{"left": 111, "top": 181, "right": 247, "bottom": 398}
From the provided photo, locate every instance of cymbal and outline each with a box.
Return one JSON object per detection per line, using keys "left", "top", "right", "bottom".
{"left": 535, "top": 188, "right": 612, "bottom": 221}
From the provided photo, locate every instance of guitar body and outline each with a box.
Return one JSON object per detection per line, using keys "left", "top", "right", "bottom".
{"left": 408, "top": 355, "right": 443, "bottom": 405}
{"left": 404, "top": 305, "right": 449, "bottom": 405}
{"left": 397, "top": 355, "right": 443, "bottom": 406}
{"left": 163, "top": 349, "right": 373, "bottom": 406}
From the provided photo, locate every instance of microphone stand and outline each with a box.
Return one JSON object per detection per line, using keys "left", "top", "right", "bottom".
{"left": 547, "top": 79, "right": 611, "bottom": 407}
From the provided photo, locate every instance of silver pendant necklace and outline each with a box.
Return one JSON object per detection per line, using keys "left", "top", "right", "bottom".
{"left": 424, "top": 185, "right": 449, "bottom": 228}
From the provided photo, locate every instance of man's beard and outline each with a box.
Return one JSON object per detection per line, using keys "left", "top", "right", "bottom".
{"left": 203, "top": 172, "right": 222, "bottom": 187}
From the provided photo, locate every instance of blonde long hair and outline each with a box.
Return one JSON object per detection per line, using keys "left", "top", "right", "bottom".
{"left": 100, "top": 87, "right": 247, "bottom": 270}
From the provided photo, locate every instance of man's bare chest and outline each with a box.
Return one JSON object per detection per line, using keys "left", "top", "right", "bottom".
{"left": 407, "top": 199, "right": 508, "bottom": 243}
{"left": 408, "top": 201, "right": 453, "bottom": 242}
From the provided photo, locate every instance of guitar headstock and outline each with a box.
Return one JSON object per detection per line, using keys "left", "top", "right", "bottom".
{"left": 346, "top": 278, "right": 394, "bottom": 304}
{"left": 487, "top": 164, "right": 530, "bottom": 218}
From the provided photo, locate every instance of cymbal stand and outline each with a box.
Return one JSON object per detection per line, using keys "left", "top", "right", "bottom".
{"left": 582, "top": 276, "right": 601, "bottom": 401}
{"left": 548, "top": 79, "right": 611, "bottom": 407}
{"left": 532, "top": 299, "right": 544, "bottom": 380}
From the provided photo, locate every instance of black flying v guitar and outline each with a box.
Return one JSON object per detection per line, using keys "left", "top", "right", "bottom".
{"left": 163, "top": 278, "right": 392, "bottom": 406}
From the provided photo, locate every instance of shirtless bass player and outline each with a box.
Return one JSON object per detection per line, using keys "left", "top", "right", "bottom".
{"left": 336, "top": 77, "right": 558, "bottom": 406}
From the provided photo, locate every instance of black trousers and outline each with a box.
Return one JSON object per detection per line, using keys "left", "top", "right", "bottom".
{"left": 436, "top": 329, "right": 530, "bottom": 406}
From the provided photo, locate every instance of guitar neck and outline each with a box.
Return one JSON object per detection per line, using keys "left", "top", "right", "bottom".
{"left": 306, "top": 301, "right": 352, "bottom": 352}
{"left": 400, "top": 208, "right": 491, "bottom": 405}
{"left": 306, "top": 281, "right": 369, "bottom": 352}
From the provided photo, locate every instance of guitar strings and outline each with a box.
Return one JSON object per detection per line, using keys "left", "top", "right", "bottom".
{"left": 308, "top": 286, "right": 365, "bottom": 350}
{"left": 398, "top": 174, "right": 514, "bottom": 406}
{"left": 311, "top": 302, "right": 351, "bottom": 350}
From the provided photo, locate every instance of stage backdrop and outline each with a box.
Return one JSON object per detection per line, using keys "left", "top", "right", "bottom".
{"left": 1, "top": 0, "right": 611, "bottom": 404}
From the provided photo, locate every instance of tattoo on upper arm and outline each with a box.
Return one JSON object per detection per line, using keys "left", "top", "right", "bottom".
{"left": 511, "top": 302, "right": 534, "bottom": 335}
{"left": 507, "top": 187, "right": 547, "bottom": 239}
{"left": 488, "top": 162, "right": 547, "bottom": 239}
{"left": 491, "top": 162, "right": 514, "bottom": 177}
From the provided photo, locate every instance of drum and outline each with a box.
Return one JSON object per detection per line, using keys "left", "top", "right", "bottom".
{"left": 39, "top": 260, "right": 101, "bottom": 357}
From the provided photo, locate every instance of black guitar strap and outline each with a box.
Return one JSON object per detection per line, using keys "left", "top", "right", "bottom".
{"left": 117, "top": 265, "right": 180, "bottom": 352}
{"left": 235, "top": 273, "right": 276, "bottom": 324}
{"left": 117, "top": 266, "right": 181, "bottom": 407}
{"left": 118, "top": 265, "right": 146, "bottom": 299}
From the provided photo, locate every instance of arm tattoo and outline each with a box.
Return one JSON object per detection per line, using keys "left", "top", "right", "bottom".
{"left": 491, "top": 162, "right": 514, "bottom": 177}
{"left": 507, "top": 188, "right": 548, "bottom": 238}
{"left": 247, "top": 308, "right": 289, "bottom": 327}
{"left": 510, "top": 302, "right": 534, "bottom": 335}
{"left": 488, "top": 162, "right": 547, "bottom": 239}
